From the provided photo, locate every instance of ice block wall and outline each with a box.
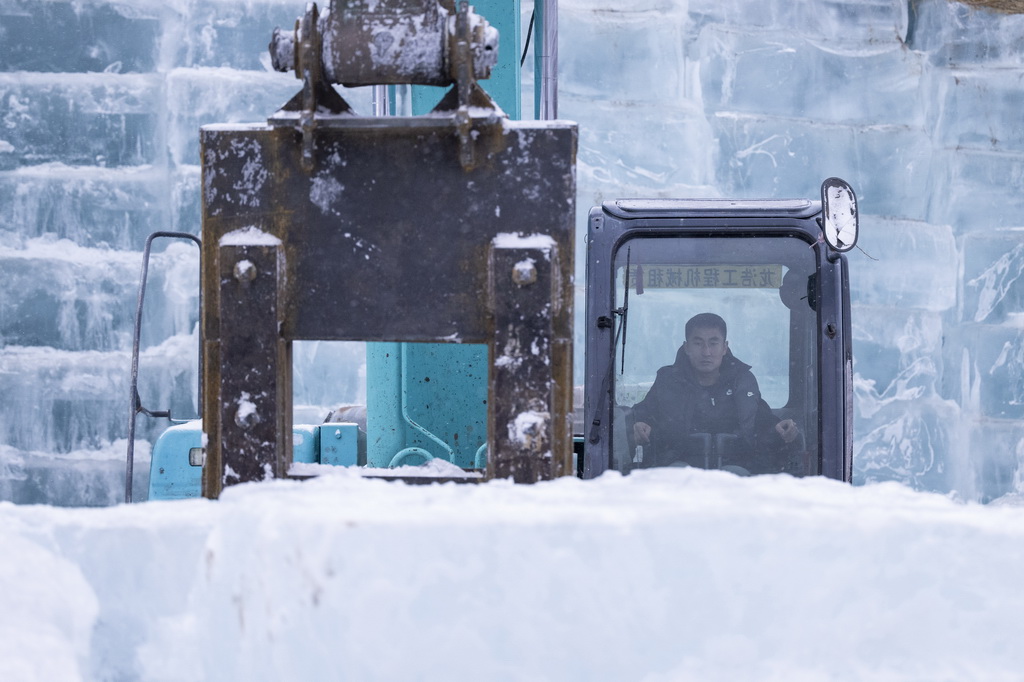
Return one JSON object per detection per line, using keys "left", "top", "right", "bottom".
{"left": 0, "top": 0, "right": 371, "bottom": 504}
{"left": 557, "top": 0, "right": 1024, "bottom": 502}
{"left": 1, "top": 0, "right": 1023, "bottom": 504}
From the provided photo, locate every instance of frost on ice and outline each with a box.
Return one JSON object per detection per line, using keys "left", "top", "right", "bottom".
{"left": 967, "top": 242, "right": 1024, "bottom": 323}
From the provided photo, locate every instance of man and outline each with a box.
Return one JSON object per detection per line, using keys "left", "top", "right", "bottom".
{"left": 631, "top": 312, "right": 800, "bottom": 473}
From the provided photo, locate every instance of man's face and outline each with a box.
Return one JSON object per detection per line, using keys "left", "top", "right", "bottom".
{"left": 683, "top": 326, "right": 728, "bottom": 376}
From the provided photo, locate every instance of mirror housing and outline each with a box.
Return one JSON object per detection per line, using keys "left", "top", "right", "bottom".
{"left": 820, "top": 177, "right": 858, "bottom": 253}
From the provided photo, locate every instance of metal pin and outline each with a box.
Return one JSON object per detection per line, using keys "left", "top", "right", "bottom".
{"left": 233, "top": 259, "right": 257, "bottom": 284}
{"left": 512, "top": 260, "right": 537, "bottom": 286}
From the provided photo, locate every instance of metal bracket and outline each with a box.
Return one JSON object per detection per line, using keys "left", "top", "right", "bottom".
{"left": 268, "top": 0, "right": 501, "bottom": 172}
{"left": 199, "top": 118, "right": 576, "bottom": 496}
{"left": 489, "top": 240, "right": 573, "bottom": 482}
{"left": 202, "top": 239, "right": 290, "bottom": 497}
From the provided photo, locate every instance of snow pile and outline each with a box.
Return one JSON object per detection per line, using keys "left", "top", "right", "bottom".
{"left": 0, "top": 528, "right": 97, "bottom": 681}
{"left": 3, "top": 469, "right": 1024, "bottom": 681}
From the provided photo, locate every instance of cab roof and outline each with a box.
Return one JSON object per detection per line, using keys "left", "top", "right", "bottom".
{"left": 602, "top": 198, "right": 820, "bottom": 220}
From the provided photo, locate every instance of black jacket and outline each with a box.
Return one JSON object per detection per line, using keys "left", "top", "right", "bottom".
{"left": 631, "top": 347, "right": 786, "bottom": 471}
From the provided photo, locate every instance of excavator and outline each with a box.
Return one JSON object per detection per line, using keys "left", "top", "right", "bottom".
{"left": 125, "top": 0, "right": 857, "bottom": 501}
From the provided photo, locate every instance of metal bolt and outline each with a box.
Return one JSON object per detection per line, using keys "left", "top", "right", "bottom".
{"left": 512, "top": 260, "right": 537, "bottom": 286}
{"left": 234, "top": 259, "right": 257, "bottom": 284}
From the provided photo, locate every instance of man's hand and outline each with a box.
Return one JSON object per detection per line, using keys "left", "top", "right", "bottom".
{"left": 634, "top": 421, "right": 652, "bottom": 444}
{"left": 775, "top": 419, "right": 799, "bottom": 444}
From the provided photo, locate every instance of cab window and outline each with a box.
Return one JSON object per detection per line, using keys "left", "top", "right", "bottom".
{"left": 610, "top": 235, "right": 818, "bottom": 476}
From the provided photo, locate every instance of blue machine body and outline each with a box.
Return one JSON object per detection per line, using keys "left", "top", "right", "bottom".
{"left": 148, "top": 422, "right": 204, "bottom": 501}
{"left": 318, "top": 423, "right": 360, "bottom": 466}
{"left": 365, "top": 342, "right": 488, "bottom": 469}
{"left": 149, "top": 421, "right": 359, "bottom": 500}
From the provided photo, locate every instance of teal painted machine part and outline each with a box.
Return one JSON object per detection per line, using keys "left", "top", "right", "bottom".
{"left": 365, "top": 342, "right": 404, "bottom": 467}
{"left": 366, "top": 343, "right": 488, "bottom": 468}
{"left": 366, "top": 0, "right": 521, "bottom": 471}
{"left": 148, "top": 421, "right": 204, "bottom": 500}
{"left": 148, "top": 422, "right": 358, "bottom": 500}
{"left": 292, "top": 424, "right": 320, "bottom": 464}
{"left": 320, "top": 423, "right": 359, "bottom": 466}
{"left": 389, "top": 447, "right": 435, "bottom": 467}
{"left": 399, "top": 343, "right": 457, "bottom": 462}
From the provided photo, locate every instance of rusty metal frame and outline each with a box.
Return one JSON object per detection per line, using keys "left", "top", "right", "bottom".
{"left": 200, "top": 114, "right": 576, "bottom": 496}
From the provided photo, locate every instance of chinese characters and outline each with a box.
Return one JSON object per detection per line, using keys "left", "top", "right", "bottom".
{"left": 627, "top": 264, "right": 782, "bottom": 290}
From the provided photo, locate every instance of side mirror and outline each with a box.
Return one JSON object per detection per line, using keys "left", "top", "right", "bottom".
{"left": 820, "top": 177, "right": 858, "bottom": 252}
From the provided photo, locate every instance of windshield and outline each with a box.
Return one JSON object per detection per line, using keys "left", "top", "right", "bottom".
{"left": 610, "top": 235, "right": 819, "bottom": 476}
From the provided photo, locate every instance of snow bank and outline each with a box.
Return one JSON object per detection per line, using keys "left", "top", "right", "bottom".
{"left": 2, "top": 469, "right": 1024, "bottom": 681}
{"left": 0, "top": 523, "right": 98, "bottom": 681}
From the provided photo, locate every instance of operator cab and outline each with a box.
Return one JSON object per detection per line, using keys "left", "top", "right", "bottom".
{"left": 582, "top": 179, "right": 857, "bottom": 481}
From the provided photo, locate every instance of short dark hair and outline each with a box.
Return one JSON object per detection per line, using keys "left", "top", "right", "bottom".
{"left": 685, "top": 313, "right": 727, "bottom": 340}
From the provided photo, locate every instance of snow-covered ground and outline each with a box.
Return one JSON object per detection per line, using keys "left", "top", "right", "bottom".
{"left": 4, "top": 468, "right": 1023, "bottom": 681}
